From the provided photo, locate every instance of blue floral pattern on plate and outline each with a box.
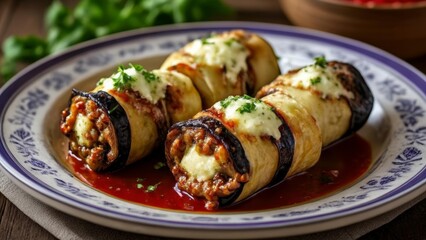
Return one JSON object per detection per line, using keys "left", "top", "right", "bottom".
{"left": 0, "top": 23, "right": 425, "bottom": 238}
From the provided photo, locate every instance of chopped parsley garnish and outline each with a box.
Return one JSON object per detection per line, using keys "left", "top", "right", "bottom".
{"left": 154, "top": 161, "right": 166, "bottom": 170}
{"left": 109, "top": 104, "right": 119, "bottom": 113}
{"left": 129, "top": 63, "right": 144, "bottom": 72}
{"left": 145, "top": 182, "right": 161, "bottom": 192}
{"left": 314, "top": 56, "right": 327, "bottom": 68}
{"left": 136, "top": 178, "right": 145, "bottom": 189}
{"left": 219, "top": 95, "right": 261, "bottom": 114}
{"left": 310, "top": 76, "right": 322, "bottom": 85}
{"left": 201, "top": 37, "right": 214, "bottom": 45}
{"left": 237, "top": 101, "right": 256, "bottom": 114}
{"left": 96, "top": 78, "right": 105, "bottom": 86}
{"left": 105, "top": 63, "right": 160, "bottom": 91}
{"left": 142, "top": 70, "right": 159, "bottom": 83}
{"left": 224, "top": 38, "right": 237, "bottom": 47}
{"left": 237, "top": 95, "right": 259, "bottom": 114}
{"left": 112, "top": 65, "right": 135, "bottom": 90}
{"left": 241, "top": 94, "right": 253, "bottom": 100}
{"left": 129, "top": 63, "right": 159, "bottom": 83}
{"left": 220, "top": 96, "right": 239, "bottom": 108}
{"left": 136, "top": 177, "right": 145, "bottom": 182}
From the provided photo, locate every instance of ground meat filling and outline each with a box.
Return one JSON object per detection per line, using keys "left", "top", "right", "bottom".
{"left": 166, "top": 117, "right": 250, "bottom": 210}
{"left": 60, "top": 90, "right": 131, "bottom": 172}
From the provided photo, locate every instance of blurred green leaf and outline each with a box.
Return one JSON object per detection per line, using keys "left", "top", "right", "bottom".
{"left": 1, "top": 60, "right": 16, "bottom": 83}
{"left": 3, "top": 36, "right": 48, "bottom": 62}
{"left": 45, "top": 0, "right": 71, "bottom": 28}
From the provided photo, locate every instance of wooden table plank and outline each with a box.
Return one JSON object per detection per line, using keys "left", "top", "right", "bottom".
{"left": 0, "top": 0, "right": 49, "bottom": 40}
{"left": 0, "top": 194, "right": 57, "bottom": 240}
{"left": 0, "top": 0, "right": 15, "bottom": 40}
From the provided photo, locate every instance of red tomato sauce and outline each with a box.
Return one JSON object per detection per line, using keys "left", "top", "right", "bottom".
{"left": 66, "top": 134, "right": 372, "bottom": 212}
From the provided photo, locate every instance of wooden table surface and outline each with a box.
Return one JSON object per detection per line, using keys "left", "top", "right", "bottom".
{"left": 0, "top": 0, "right": 425, "bottom": 239}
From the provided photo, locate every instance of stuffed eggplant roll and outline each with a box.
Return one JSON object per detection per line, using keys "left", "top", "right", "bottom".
{"left": 160, "top": 30, "right": 280, "bottom": 108}
{"left": 257, "top": 58, "right": 374, "bottom": 146}
{"left": 60, "top": 65, "right": 202, "bottom": 172}
{"left": 165, "top": 58, "right": 374, "bottom": 210}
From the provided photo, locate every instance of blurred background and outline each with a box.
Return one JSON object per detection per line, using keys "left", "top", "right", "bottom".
{"left": 0, "top": 0, "right": 284, "bottom": 83}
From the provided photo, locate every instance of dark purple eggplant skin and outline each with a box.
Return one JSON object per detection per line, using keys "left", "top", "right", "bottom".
{"left": 71, "top": 89, "right": 131, "bottom": 172}
{"left": 331, "top": 61, "right": 374, "bottom": 138}
{"left": 267, "top": 109, "right": 295, "bottom": 187}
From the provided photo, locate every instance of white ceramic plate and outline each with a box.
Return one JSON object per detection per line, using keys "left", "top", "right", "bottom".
{"left": 0, "top": 22, "right": 425, "bottom": 239}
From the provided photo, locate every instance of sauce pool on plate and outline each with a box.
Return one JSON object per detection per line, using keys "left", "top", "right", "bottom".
{"left": 66, "top": 134, "right": 372, "bottom": 212}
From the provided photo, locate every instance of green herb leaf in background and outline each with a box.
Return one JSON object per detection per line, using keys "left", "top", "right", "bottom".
{"left": 0, "top": 0, "right": 233, "bottom": 83}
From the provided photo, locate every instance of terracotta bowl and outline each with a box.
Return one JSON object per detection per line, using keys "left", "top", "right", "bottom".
{"left": 280, "top": 0, "right": 426, "bottom": 59}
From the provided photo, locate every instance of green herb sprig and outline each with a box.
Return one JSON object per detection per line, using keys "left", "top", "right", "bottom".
{"left": 136, "top": 178, "right": 145, "bottom": 189}
{"left": 220, "top": 96, "right": 239, "bottom": 108}
{"left": 224, "top": 38, "right": 237, "bottom": 47}
{"left": 142, "top": 70, "right": 159, "bottom": 83}
{"left": 130, "top": 63, "right": 144, "bottom": 72}
{"left": 145, "top": 182, "right": 161, "bottom": 192}
{"left": 129, "top": 63, "right": 159, "bottom": 83}
{"left": 237, "top": 101, "right": 256, "bottom": 114}
{"left": 112, "top": 65, "right": 135, "bottom": 90}
{"left": 310, "top": 76, "right": 322, "bottom": 85}
{"left": 219, "top": 95, "right": 261, "bottom": 114}
{"left": 201, "top": 37, "right": 214, "bottom": 45}
{"left": 104, "top": 63, "right": 159, "bottom": 91}
{"left": 153, "top": 161, "right": 166, "bottom": 170}
{"left": 314, "top": 56, "right": 327, "bottom": 68}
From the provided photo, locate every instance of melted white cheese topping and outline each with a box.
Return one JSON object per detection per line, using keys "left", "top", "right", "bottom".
{"left": 289, "top": 65, "right": 354, "bottom": 99}
{"left": 213, "top": 96, "right": 282, "bottom": 139}
{"left": 100, "top": 67, "right": 168, "bottom": 104}
{"left": 180, "top": 145, "right": 220, "bottom": 181}
{"left": 184, "top": 36, "right": 249, "bottom": 84}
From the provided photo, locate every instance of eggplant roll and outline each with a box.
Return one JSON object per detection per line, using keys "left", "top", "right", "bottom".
{"left": 60, "top": 66, "right": 202, "bottom": 172}
{"left": 160, "top": 30, "right": 280, "bottom": 108}
{"left": 165, "top": 59, "right": 374, "bottom": 210}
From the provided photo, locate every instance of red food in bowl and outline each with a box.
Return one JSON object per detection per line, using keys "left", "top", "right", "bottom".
{"left": 345, "top": 0, "right": 426, "bottom": 3}
{"left": 339, "top": 0, "right": 426, "bottom": 7}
